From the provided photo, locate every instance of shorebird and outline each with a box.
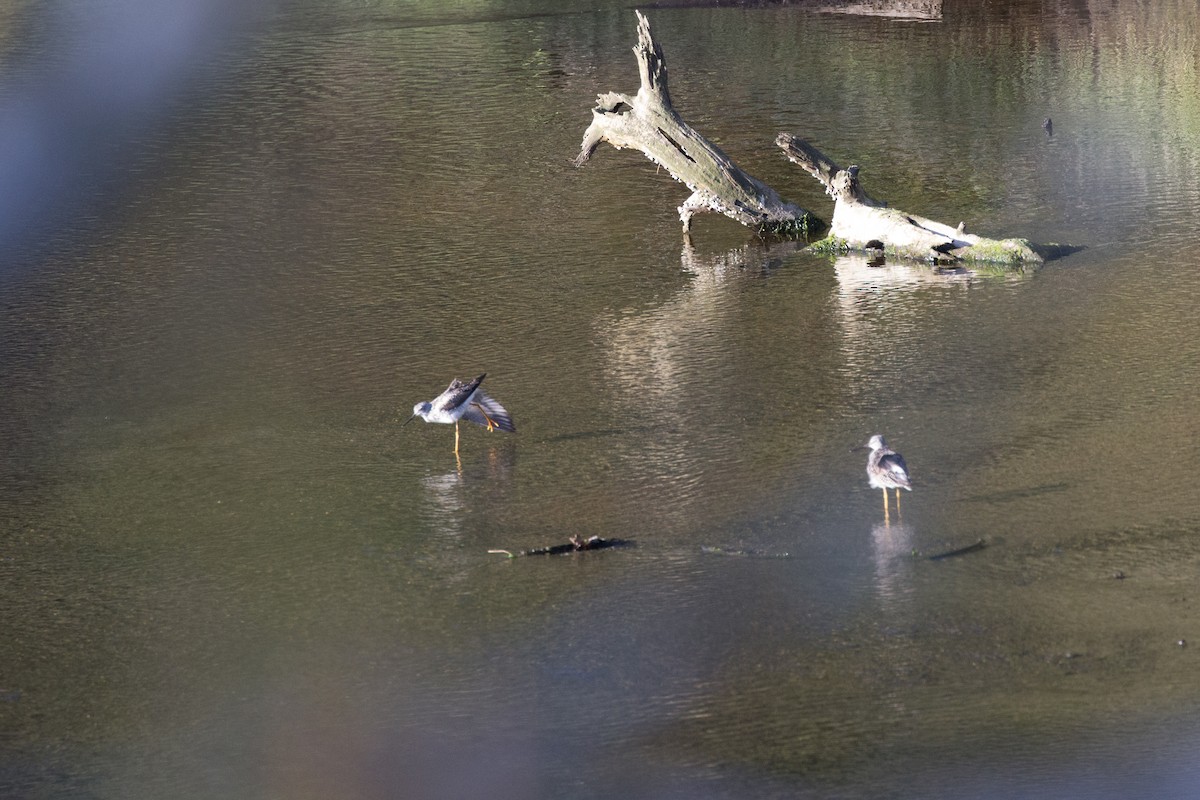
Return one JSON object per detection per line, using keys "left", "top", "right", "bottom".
{"left": 404, "top": 374, "right": 515, "bottom": 454}
{"left": 859, "top": 434, "right": 911, "bottom": 520}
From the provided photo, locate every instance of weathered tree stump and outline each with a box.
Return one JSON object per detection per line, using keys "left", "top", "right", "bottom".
{"left": 574, "top": 11, "right": 819, "bottom": 236}
{"left": 777, "top": 133, "right": 1054, "bottom": 265}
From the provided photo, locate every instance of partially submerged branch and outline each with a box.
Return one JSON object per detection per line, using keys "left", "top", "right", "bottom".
{"left": 489, "top": 535, "right": 634, "bottom": 558}
{"left": 777, "top": 133, "right": 1066, "bottom": 265}
{"left": 926, "top": 539, "right": 988, "bottom": 561}
{"left": 575, "top": 11, "right": 818, "bottom": 236}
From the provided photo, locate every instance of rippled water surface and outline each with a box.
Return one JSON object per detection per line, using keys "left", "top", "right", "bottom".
{"left": 3, "top": 1, "right": 1200, "bottom": 797}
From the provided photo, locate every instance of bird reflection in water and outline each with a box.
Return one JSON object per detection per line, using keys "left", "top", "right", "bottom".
{"left": 872, "top": 519, "right": 916, "bottom": 608}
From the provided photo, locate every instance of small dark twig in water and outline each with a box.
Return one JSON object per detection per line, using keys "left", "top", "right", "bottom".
{"left": 489, "top": 536, "right": 635, "bottom": 558}
{"left": 927, "top": 539, "right": 987, "bottom": 561}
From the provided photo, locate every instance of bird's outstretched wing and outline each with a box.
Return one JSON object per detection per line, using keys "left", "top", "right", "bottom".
{"left": 432, "top": 374, "right": 486, "bottom": 414}
{"left": 461, "top": 391, "right": 515, "bottom": 432}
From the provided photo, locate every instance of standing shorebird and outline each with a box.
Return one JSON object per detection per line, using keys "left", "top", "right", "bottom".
{"left": 860, "top": 434, "right": 911, "bottom": 520}
{"left": 404, "top": 374, "right": 515, "bottom": 454}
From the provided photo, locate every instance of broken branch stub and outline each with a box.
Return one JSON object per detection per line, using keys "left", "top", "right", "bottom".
{"left": 575, "top": 11, "right": 819, "bottom": 236}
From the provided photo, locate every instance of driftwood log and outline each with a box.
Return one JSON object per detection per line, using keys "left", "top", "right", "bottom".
{"left": 574, "top": 11, "right": 818, "bottom": 236}
{"left": 578, "top": 12, "right": 1069, "bottom": 267}
{"left": 776, "top": 133, "right": 1049, "bottom": 265}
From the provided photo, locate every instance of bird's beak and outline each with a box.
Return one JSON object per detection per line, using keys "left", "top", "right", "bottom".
{"left": 850, "top": 444, "right": 867, "bottom": 453}
{"left": 402, "top": 414, "right": 417, "bottom": 427}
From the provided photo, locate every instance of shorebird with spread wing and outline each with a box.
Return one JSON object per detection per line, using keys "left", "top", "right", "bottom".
{"left": 405, "top": 374, "right": 515, "bottom": 454}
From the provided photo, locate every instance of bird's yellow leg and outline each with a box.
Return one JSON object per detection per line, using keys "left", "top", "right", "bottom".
{"left": 882, "top": 488, "right": 890, "bottom": 521}
{"left": 454, "top": 421, "right": 460, "bottom": 454}
{"left": 473, "top": 402, "right": 497, "bottom": 432}
{"left": 895, "top": 489, "right": 902, "bottom": 517}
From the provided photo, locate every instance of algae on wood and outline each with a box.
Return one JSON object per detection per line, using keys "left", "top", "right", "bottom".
{"left": 776, "top": 133, "right": 1059, "bottom": 266}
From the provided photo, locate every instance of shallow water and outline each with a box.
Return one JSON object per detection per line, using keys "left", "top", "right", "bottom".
{"left": 3, "top": 1, "right": 1200, "bottom": 797}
